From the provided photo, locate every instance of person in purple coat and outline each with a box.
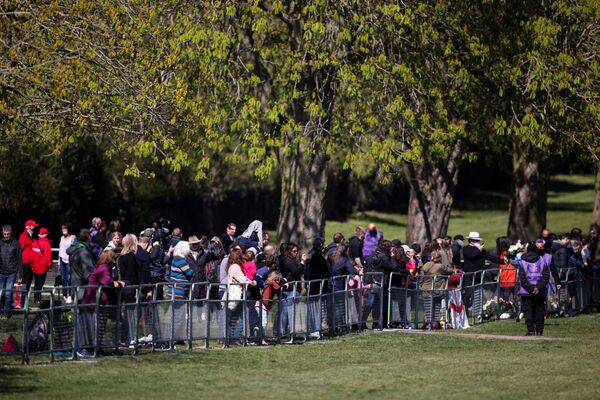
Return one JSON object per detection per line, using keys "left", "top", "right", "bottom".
{"left": 518, "top": 244, "right": 550, "bottom": 336}
{"left": 362, "top": 223, "right": 383, "bottom": 260}
{"left": 78, "top": 251, "right": 123, "bottom": 357}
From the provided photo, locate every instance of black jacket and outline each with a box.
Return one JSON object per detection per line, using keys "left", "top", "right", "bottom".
{"left": 304, "top": 250, "right": 330, "bottom": 294}
{"left": 280, "top": 256, "right": 303, "bottom": 287}
{"left": 186, "top": 250, "right": 208, "bottom": 299}
{"left": 462, "top": 245, "right": 503, "bottom": 273}
{"left": 551, "top": 241, "right": 568, "bottom": 270}
{"left": 0, "top": 238, "right": 22, "bottom": 275}
{"left": 136, "top": 247, "right": 152, "bottom": 287}
{"left": 118, "top": 252, "right": 143, "bottom": 286}
{"left": 364, "top": 250, "right": 400, "bottom": 285}
{"left": 67, "top": 242, "right": 96, "bottom": 299}
{"left": 348, "top": 236, "right": 364, "bottom": 263}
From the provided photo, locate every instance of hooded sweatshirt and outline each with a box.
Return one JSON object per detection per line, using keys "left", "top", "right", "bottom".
{"left": 518, "top": 251, "right": 550, "bottom": 297}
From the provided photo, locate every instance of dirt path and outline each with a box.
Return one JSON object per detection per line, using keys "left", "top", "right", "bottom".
{"left": 382, "top": 328, "right": 570, "bottom": 341}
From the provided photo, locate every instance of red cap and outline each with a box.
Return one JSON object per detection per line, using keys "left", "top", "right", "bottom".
{"left": 39, "top": 227, "right": 50, "bottom": 235}
{"left": 24, "top": 220, "right": 38, "bottom": 228}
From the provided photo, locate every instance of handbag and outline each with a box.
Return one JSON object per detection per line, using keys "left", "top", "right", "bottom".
{"left": 222, "top": 281, "right": 243, "bottom": 311}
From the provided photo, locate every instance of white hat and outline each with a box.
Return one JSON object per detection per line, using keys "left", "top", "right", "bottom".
{"left": 401, "top": 244, "right": 415, "bottom": 253}
{"left": 467, "top": 232, "right": 482, "bottom": 241}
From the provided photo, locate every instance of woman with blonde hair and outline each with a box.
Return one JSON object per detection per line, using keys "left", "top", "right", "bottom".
{"left": 118, "top": 233, "right": 142, "bottom": 346}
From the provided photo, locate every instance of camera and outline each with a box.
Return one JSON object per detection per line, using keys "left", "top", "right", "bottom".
{"left": 150, "top": 218, "right": 172, "bottom": 250}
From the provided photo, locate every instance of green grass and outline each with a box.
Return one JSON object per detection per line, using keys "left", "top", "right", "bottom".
{"left": 324, "top": 174, "right": 596, "bottom": 243}
{"left": 1, "top": 174, "right": 595, "bottom": 399}
{"left": 2, "top": 315, "right": 600, "bottom": 399}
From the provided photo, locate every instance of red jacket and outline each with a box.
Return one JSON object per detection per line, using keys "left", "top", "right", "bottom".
{"left": 19, "top": 230, "right": 35, "bottom": 265}
{"left": 31, "top": 237, "right": 53, "bottom": 274}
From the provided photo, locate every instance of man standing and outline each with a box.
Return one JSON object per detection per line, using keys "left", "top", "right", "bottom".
{"left": 30, "top": 227, "right": 53, "bottom": 304}
{"left": 18, "top": 219, "right": 37, "bottom": 308}
{"left": 450, "top": 235, "right": 465, "bottom": 268}
{"left": 67, "top": 229, "right": 97, "bottom": 302}
{"left": 362, "top": 223, "right": 383, "bottom": 261}
{"left": 519, "top": 244, "right": 550, "bottom": 336}
{"left": 0, "top": 225, "right": 21, "bottom": 319}
{"left": 462, "top": 232, "right": 503, "bottom": 309}
{"left": 348, "top": 226, "right": 365, "bottom": 270}
{"left": 220, "top": 223, "right": 237, "bottom": 253}
{"left": 439, "top": 236, "right": 453, "bottom": 268}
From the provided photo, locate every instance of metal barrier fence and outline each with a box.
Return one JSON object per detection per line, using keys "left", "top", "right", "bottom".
{"left": 1, "top": 268, "right": 598, "bottom": 363}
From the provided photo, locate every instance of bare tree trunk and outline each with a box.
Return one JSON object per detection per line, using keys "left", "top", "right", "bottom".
{"left": 405, "top": 142, "right": 461, "bottom": 246}
{"left": 507, "top": 144, "right": 547, "bottom": 242}
{"left": 277, "top": 145, "right": 328, "bottom": 253}
{"left": 592, "top": 165, "right": 600, "bottom": 230}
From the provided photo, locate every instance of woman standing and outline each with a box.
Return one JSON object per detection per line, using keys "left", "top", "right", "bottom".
{"left": 420, "top": 250, "right": 453, "bottom": 329}
{"left": 279, "top": 243, "right": 306, "bottom": 341}
{"left": 59, "top": 223, "right": 76, "bottom": 304}
{"left": 166, "top": 241, "right": 193, "bottom": 342}
{"left": 78, "top": 251, "right": 123, "bottom": 357}
{"left": 225, "top": 248, "right": 255, "bottom": 342}
{"left": 118, "top": 234, "right": 143, "bottom": 346}
{"left": 329, "top": 244, "right": 357, "bottom": 333}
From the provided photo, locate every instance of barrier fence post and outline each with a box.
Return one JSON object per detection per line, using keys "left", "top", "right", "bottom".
{"left": 49, "top": 288, "right": 55, "bottom": 363}
{"left": 187, "top": 284, "right": 193, "bottom": 350}
{"left": 94, "top": 286, "right": 101, "bottom": 357}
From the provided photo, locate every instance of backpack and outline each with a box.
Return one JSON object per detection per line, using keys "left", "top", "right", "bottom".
{"left": 2, "top": 335, "right": 18, "bottom": 353}
{"left": 363, "top": 252, "right": 381, "bottom": 274}
{"left": 28, "top": 314, "right": 49, "bottom": 352}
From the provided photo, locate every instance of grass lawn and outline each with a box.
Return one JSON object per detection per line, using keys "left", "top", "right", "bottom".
{"left": 1, "top": 315, "right": 599, "bottom": 399}
{"left": 325, "top": 174, "right": 596, "bottom": 243}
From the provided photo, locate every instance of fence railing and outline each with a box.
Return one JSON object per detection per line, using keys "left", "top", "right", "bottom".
{"left": 1, "top": 268, "right": 599, "bottom": 364}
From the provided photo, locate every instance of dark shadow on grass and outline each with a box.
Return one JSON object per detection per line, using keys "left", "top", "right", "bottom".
{"left": 547, "top": 202, "right": 593, "bottom": 212}
{"left": 360, "top": 213, "right": 406, "bottom": 227}
{"left": 455, "top": 189, "right": 509, "bottom": 211}
{"left": 548, "top": 179, "right": 593, "bottom": 193}
{"left": 0, "top": 365, "right": 37, "bottom": 393}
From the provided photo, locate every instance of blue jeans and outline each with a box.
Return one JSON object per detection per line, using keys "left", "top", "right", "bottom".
{"left": 60, "top": 259, "right": 70, "bottom": 296}
{"left": 278, "top": 291, "right": 298, "bottom": 337}
{"left": 0, "top": 273, "right": 16, "bottom": 316}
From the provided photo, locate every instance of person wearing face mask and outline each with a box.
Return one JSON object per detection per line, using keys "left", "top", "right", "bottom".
{"left": 30, "top": 227, "right": 53, "bottom": 305}
{"left": 59, "top": 223, "right": 76, "bottom": 304}
{"left": 18, "top": 220, "right": 38, "bottom": 308}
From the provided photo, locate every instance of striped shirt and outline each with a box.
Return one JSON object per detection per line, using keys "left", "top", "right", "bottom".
{"left": 167, "top": 257, "right": 193, "bottom": 299}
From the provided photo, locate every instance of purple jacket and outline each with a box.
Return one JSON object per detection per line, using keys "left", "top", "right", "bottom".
{"left": 362, "top": 230, "right": 383, "bottom": 259}
{"left": 82, "top": 263, "right": 114, "bottom": 305}
{"left": 518, "top": 252, "right": 550, "bottom": 297}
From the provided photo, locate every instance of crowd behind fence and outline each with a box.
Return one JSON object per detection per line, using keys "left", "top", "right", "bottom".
{"left": 1, "top": 263, "right": 599, "bottom": 364}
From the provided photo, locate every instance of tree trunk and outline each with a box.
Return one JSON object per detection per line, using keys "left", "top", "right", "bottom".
{"left": 405, "top": 142, "right": 461, "bottom": 246}
{"left": 277, "top": 145, "right": 328, "bottom": 253}
{"left": 507, "top": 144, "right": 547, "bottom": 242}
{"left": 592, "top": 165, "right": 600, "bottom": 230}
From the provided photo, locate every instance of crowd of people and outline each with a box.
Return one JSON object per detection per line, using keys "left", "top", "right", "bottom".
{"left": 0, "top": 217, "right": 599, "bottom": 355}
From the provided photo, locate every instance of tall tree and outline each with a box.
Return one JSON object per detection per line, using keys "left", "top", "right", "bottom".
{"left": 468, "top": 0, "right": 600, "bottom": 240}
{"left": 333, "top": 1, "right": 484, "bottom": 245}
